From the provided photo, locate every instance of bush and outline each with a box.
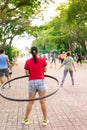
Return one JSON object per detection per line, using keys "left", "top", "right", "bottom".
{"left": 0, "top": 45, "right": 20, "bottom": 65}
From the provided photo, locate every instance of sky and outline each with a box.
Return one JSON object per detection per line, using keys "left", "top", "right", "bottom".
{"left": 32, "top": 0, "right": 68, "bottom": 26}
{"left": 13, "top": 0, "right": 68, "bottom": 53}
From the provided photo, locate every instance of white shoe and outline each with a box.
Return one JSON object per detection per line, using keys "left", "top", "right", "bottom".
{"left": 42, "top": 119, "right": 49, "bottom": 126}
{"left": 22, "top": 118, "right": 29, "bottom": 125}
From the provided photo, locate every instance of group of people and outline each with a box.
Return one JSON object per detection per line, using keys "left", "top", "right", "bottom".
{"left": 0, "top": 47, "right": 49, "bottom": 126}
{"left": 47, "top": 51, "right": 83, "bottom": 69}
{"left": 22, "top": 47, "right": 77, "bottom": 126}
{"left": 0, "top": 46, "right": 82, "bottom": 126}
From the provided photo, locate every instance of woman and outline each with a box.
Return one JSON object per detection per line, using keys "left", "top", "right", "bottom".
{"left": 59, "top": 52, "right": 76, "bottom": 87}
{"left": 22, "top": 46, "right": 49, "bottom": 126}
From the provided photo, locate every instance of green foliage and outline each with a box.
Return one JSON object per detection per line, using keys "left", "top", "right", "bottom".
{"left": 0, "top": 45, "right": 20, "bottom": 64}
{"left": 67, "top": 0, "right": 87, "bottom": 23}
{"left": 74, "top": 46, "right": 87, "bottom": 56}
{"left": 0, "top": 0, "right": 86, "bottom": 56}
{"left": 0, "top": 0, "right": 51, "bottom": 46}
{"left": 32, "top": 0, "right": 87, "bottom": 55}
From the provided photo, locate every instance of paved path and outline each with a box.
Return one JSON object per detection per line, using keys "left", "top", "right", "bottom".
{"left": 0, "top": 57, "right": 87, "bottom": 130}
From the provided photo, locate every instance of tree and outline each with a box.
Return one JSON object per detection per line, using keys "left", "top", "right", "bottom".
{"left": 67, "top": 0, "right": 87, "bottom": 24}
{"left": 32, "top": 3, "right": 71, "bottom": 53}
{"left": 0, "top": 0, "right": 52, "bottom": 46}
{"left": 67, "top": 0, "right": 87, "bottom": 53}
{"left": 32, "top": 0, "right": 87, "bottom": 55}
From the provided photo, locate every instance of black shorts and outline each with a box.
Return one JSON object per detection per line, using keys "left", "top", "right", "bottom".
{"left": 9, "top": 71, "right": 12, "bottom": 75}
{"left": 0, "top": 68, "right": 9, "bottom": 77}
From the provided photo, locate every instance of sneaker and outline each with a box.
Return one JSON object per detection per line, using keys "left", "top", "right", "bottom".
{"left": 2, "top": 86, "right": 5, "bottom": 89}
{"left": 42, "top": 119, "right": 49, "bottom": 126}
{"left": 9, "top": 85, "right": 12, "bottom": 89}
{"left": 22, "top": 118, "right": 29, "bottom": 125}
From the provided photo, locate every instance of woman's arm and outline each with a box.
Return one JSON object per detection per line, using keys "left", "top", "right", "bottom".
{"left": 25, "top": 69, "right": 30, "bottom": 75}
{"left": 58, "top": 62, "right": 65, "bottom": 70}
{"left": 44, "top": 66, "right": 47, "bottom": 72}
{"left": 72, "top": 62, "right": 76, "bottom": 72}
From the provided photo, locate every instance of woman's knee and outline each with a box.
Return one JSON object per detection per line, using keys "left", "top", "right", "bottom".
{"left": 29, "top": 101, "right": 34, "bottom": 105}
{"left": 40, "top": 99, "right": 46, "bottom": 104}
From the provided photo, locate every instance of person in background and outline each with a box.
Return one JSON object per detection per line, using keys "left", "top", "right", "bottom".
{"left": 22, "top": 46, "right": 49, "bottom": 126}
{"left": 50, "top": 52, "right": 56, "bottom": 68}
{"left": 60, "top": 51, "right": 66, "bottom": 63}
{"left": 76, "top": 53, "right": 82, "bottom": 66}
{"left": 59, "top": 52, "right": 76, "bottom": 87}
{"left": 47, "top": 53, "right": 50, "bottom": 62}
{"left": 0, "top": 49, "right": 12, "bottom": 88}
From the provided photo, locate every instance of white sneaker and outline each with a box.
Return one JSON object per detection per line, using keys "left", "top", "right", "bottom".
{"left": 22, "top": 118, "right": 29, "bottom": 125}
{"left": 42, "top": 119, "right": 49, "bottom": 126}
{"left": 9, "top": 85, "right": 12, "bottom": 89}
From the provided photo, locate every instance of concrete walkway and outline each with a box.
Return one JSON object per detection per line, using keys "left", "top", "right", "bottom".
{"left": 0, "top": 57, "right": 87, "bottom": 130}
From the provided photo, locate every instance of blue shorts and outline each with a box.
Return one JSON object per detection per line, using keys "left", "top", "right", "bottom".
{"left": 28, "top": 79, "right": 47, "bottom": 93}
{"left": 0, "top": 69, "right": 9, "bottom": 77}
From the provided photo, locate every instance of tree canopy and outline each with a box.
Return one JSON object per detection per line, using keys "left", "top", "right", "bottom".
{"left": 0, "top": 0, "right": 87, "bottom": 56}
{"left": 32, "top": 0, "right": 87, "bottom": 55}
{"left": 0, "top": 0, "right": 52, "bottom": 46}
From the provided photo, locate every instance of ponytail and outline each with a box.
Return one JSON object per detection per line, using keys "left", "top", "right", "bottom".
{"left": 30, "top": 46, "right": 38, "bottom": 63}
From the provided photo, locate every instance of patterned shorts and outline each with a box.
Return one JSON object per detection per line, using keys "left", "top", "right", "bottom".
{"left": 28, "top": 79, "right": 47, "bottom": 93}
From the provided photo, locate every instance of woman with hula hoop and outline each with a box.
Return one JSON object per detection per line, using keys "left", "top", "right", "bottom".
{"left": 22, "top": 46, "right": 49, "bottom": 126}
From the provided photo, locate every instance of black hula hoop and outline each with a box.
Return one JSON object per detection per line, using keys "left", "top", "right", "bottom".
{"left": 0, "top": 75, "right": 60, "bottom": 102}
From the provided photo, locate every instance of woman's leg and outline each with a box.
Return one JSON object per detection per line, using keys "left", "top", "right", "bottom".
{"left": 25, "top": 93, "right": 36, "bottom": 118}
{"left": 61, "top": 70, "right": 68, "bottom": 86}
{"left": 69, "top": 70, "right": 74, "bottom": 85}
{"left": 39, "top": 92, "right": 47, "bottom": 120}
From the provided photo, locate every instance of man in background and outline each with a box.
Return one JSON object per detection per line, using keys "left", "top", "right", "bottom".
{"left": 0, "top": 49, "right": 11, "bottom": 87}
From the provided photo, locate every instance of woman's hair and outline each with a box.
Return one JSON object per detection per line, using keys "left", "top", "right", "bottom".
{"left": 66, "top": 52, "right": 71, "bottom": 56}
{"left": 30, "top": 46, "right": 38, "bottom": 63}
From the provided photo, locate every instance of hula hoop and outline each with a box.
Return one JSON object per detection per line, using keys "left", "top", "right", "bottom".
{"left": 0, "top": 75, "right": 60, "bottom": 102}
